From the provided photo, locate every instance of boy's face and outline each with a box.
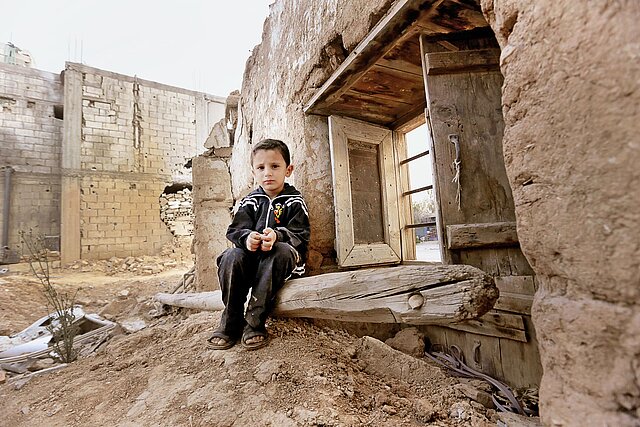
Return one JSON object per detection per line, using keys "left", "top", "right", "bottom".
{"left": 252, "top": 149, "right": 294, "bottom": 198}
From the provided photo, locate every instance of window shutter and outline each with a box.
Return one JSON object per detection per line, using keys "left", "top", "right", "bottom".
{"left": 328, "top": 115, "right": 401, "bottom": 267}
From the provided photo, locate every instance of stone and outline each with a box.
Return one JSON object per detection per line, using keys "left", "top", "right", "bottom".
{"left": 120, "top": 318, "right": 147, "bottom": 334}
{"left": 384, "top": 327, "right": 425, "bottom": 358}
{"left": 254, "top": 359, "right": 284, "bottom": 384}
{"left": 0, "top": 369, "right": 6, "bottom": 384}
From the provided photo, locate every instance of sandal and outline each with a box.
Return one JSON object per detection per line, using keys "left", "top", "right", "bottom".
{"left": 241, "top": 325, "right": 269, "bottom": 351}
{"left": 206, "top": 330, "right": 237, "bottom": 350}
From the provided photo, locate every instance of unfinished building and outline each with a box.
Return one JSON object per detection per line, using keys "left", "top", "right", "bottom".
{"left": 193, "top": 0, "right": 639, "bottom": 425}
{"left": 0, "top": 62, "right": 226, "bottom": 263}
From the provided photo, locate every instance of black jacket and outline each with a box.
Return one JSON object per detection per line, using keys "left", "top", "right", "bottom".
{"left": 226, "top": 183, "right": 310, "bottom": 268}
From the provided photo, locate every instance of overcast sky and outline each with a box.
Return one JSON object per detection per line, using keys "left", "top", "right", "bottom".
{"left": 2, "top": 1, "right": 271, "bottom": 97}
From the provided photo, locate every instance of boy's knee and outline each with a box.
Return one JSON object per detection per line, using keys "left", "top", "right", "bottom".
{"left": 217, "top": 247, "right": 249, "bottom": 267}
{"left": 271, "top": 242, "right": 299, "bottom": 263}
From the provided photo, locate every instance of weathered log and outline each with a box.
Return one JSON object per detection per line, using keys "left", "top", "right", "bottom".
{"left": 154, "top": 264, "right": 498, "bottom": 325}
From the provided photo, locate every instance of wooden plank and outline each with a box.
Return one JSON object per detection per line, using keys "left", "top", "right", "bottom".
{"left": 350, "top": 64, "right": 424, "bottom": 105}
{"left": 499, "top": 316, "right": 543, "bottom": 388}
{"left": 495, "top": 275, "right": 535, "bottom": 295}
{"left": 426, "top": 49, "right": 500, "bottom": 75}
{"left": 447, "top": 222, "right": 518, "bottom": 249}
{"left": 377, "top": 36, "right": 424, "bottom": 76}
{"left": 447, "top": 311, "right": 527, "bottom": 342}
{"left": 155, "top": 264, "right": 499, "bottom": 325}
{"left": 444, "top": 328, "right": 504, "bottom": 380}
{"left": 494, "top": 292, "right": 533, "bottom": 315}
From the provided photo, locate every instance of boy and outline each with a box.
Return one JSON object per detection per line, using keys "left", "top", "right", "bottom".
{"left": 207, "top": 139, "right": 310, "bottom": 350}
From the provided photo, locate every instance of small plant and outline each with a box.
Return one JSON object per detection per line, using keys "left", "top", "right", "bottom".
{"left": 20, "top": 230, "right": 79, "bottom": 363}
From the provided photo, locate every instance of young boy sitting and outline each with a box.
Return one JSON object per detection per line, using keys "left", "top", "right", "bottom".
{"left": 207, "top": 138, "right": 310, "bottom": 350}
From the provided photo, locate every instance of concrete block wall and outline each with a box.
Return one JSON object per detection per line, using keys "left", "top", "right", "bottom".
{"left": 65, "top": 63, "right": 225, "bottom": 260}
{"left": 0, "top": 63, "right": 63, "bottom": 252}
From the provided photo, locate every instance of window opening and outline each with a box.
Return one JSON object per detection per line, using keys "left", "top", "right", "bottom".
{"left": 401, "top": 123, "right": 441, "bottom": 262}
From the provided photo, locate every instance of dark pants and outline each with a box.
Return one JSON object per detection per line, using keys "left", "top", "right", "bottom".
{"left": 216, "top": 242, "right": 298, "bottom": 338}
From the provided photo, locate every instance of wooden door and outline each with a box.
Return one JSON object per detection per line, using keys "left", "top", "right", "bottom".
{"left": 419, "top": 37, "right": 541, "bottom": 387}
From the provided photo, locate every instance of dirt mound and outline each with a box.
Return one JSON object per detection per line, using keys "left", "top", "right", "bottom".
{"left": 0, "top": 270, "right": 496, "bottom": 426}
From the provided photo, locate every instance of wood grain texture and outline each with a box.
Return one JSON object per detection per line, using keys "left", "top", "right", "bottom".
{"left": 425, "top": 48, "right": 500, "bottom": 75}
{"left": 446, "top": 221, "right": 518, "bottom": 249}
{"left": 155, "top": 264, "right": 498, "bottom": 325}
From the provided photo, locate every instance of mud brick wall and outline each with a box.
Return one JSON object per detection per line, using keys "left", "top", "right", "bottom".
{"left": 0, "top": 63, "right": 63, "bottom": 252}
{"left": 482, "top": 1, "right": 640, "bottom": 425}
{"left": 64, "top": 63, "right": 225, "bottom": 260}
{"left": 227, "top": 0, "right": 393, "bottom": 272}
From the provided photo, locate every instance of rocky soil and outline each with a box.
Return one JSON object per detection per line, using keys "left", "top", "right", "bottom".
{"left": 0, "top": 262, "right": 508, "bottom": 426}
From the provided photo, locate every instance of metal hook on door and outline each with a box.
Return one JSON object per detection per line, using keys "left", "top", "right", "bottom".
{"left": 448, "top": 134, "right": 462, "bottom": 211}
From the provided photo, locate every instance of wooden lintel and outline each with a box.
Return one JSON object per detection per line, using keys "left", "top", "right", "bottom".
{"left": 447, "top": 221, "right": 518, "bottom": 250}
{"left": 155, "top": 264, "right": 499, "bottom": 326}
{"left": 425, "top": 48, "right": 501, "bottom": 75}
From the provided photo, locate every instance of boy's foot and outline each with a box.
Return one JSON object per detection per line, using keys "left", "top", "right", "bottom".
{"left": 241, "top": 325, "right": 269, "bottom": 351}
{"left": 207, "top": 330, "right": 237, "bottom": 350}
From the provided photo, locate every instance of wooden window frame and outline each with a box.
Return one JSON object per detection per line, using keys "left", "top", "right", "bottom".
{"left": 328, "top": 115, "right": 401, "bottom": 267}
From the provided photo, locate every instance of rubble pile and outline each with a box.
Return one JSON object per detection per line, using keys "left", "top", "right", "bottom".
{"left": 64, "top": 239, "right": 193, "bottom": 275}
{"left": 159, "top": 188, "right": 194, "bottom": 237}
{"left": 66, "top": 255, "right": 182, "bottom": 275}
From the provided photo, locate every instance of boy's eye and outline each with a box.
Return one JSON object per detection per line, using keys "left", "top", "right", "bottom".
{"left": 257, "top": 166, "right": 264, "bottom": 170}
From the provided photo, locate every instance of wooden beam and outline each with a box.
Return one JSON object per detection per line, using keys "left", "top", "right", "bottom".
{"left": 494, "top": 275, "right": 536, "bottom": 295}
{"left": 494, "top": 292, "right": 533, "bottom": 315}
{"left": 425, "top": 48, "right": 501, "bottom": 75}
{"left": 155, "top": 264, "right": 498, "bottom": 325}
{"left": 447, "top": 221, "right": 518, "bottom": 249}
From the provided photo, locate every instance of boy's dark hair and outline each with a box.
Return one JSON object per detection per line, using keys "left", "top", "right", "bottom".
{"left": 251, "top": 138, "right": 291, "bottom": 166}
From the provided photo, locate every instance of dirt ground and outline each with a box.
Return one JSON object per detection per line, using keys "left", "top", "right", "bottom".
{"left": 0, "top": 261, "right": 500, "bottom": 426}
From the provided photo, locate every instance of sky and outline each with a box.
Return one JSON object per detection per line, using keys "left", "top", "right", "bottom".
{"left": 2, "top": 1, "right": 272, "bottom": 97}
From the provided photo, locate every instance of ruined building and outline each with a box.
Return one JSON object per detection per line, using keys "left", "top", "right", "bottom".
{"left": 192, "top": 0, "right": 639, "bottom": 425}
{"left": 0, "top": 61, "right": 225, "bottom": 263}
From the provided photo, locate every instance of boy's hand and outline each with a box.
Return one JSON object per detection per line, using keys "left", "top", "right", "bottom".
{"left": 246, "top": 231, "right": 262, "bottom": 252}
{"left": 261, "top": 228, "right": 277, "bottom": 251}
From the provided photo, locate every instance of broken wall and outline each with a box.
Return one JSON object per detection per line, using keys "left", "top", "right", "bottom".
{"left": 62, "top": 63, "right": 225, "bottom": 260}
{"left": 228, "top": 0, "right": 394, "bottom": 272}
{"left": 0, "top": 63, "right": 63, "bottom": 253}
{"left": 482, "top": 1, "right": 640, "bottom": 425}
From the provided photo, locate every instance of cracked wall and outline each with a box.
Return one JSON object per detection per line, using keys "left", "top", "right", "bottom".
{"left": 67, "top": 63, "right": 225, "bottom": 259}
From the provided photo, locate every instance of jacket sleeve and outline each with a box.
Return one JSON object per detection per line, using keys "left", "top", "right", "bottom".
{"left": 274, "top": 199, "right": 310, "bottom": 253}
{"left": 226, "top": 202, "right": 256, "bottom": 249}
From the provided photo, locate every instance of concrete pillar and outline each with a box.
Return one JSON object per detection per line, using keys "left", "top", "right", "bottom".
{"left": 60, "top": 66, "right": 82, "bottom": 263}
{"left": 192, "top": 154, "right": 233, "bottom": 291}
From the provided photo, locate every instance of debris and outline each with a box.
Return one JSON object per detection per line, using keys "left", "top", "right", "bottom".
{"left": 0, "top": 308, "right": 115, "bottom": 364}
{"left": 120, "top": 319, "right": 147, "bottom": 334}
{"left": 455, "top": 382, "right": 495, "bottom": 409}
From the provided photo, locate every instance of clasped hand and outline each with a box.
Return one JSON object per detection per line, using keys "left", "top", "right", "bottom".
{"left": 246, "top": 228, "right": 276, "bottom": 252}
